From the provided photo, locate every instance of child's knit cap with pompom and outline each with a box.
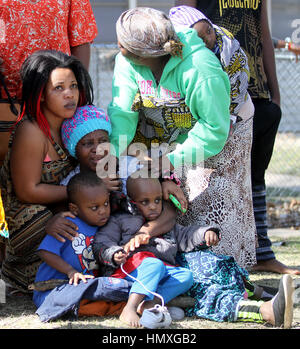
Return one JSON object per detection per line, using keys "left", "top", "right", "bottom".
{"left": 61, "top": 105, "right": 112, "bottom": 158}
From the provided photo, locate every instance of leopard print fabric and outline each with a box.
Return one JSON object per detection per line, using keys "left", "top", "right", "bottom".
{"left": 175, "top": 117, "right": 257, "bottom": 268}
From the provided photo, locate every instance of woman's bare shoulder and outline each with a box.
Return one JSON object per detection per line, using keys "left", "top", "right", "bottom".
{"left": 11, "top": 119, "right": 48, "bottom": 158}
{"left": 13, "top": 119, "right": 46, "bottom": 144}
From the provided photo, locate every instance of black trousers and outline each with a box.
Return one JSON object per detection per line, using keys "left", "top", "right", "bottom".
{"left": 251, "top": 99, "right": 282, "bottom": 261}
{"left": 251, "top": 99, "right": 282, "bottom": 187}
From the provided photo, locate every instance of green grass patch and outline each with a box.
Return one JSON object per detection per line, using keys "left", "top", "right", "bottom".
{"left": 1, "top": 236, "right": 300, "bottom": 330}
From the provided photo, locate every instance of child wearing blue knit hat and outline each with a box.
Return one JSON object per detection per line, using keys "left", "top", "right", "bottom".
{"left": 61, "top": 105, "right": 112, "bottom": 159}
{"left": 60, "top": 105, "right": 120, "bottom": 192}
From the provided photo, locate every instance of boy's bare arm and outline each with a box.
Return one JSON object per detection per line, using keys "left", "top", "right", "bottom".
{"left": 37, "top": 250, "right": 94, "bottom": 285}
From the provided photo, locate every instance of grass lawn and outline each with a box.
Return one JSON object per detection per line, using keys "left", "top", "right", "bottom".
{"left": 0, "top": 236, "right": 300, "bottom": 331}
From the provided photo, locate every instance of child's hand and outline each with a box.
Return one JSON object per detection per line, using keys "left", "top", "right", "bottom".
{"left": 162, "top": 180, "right": 188, "bottom": 213}
{"left": 102, "top": 176, "right": 122, "bottom": 192}
{"left": 68, "top": 271, "right": 94, "bottom": 286}
{"left": 123, "top": 233, "right": 150, "bottom": 253}
{"left": 204, "top": 230, "right": 220, "bottom": 246}
{"left": 97, "top": 154, "right": 121, "bottom": 191}
{"left": 113, "top": 250, "right": 128, "bottom": 265}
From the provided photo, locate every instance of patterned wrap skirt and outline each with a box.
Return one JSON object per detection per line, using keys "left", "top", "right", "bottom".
{"left": 176, "top": 249, "right": 248, "bottom": 322}
{"left": 175, "top": 117, "right": 257, "bottom": 268}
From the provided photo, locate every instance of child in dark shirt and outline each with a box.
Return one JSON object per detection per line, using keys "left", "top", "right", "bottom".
{"left": 94, "top": 175, "right": 295, "bottom": 329}
{"left": 93, "top": 175, "right": 221, "bottom": 327}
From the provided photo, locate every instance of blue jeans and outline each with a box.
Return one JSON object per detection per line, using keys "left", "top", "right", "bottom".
{"left": 34, "top": 277, "right": 131, "bottom": 322}
{"left": 125, "top": 257, "right": 193, "bottom": 304}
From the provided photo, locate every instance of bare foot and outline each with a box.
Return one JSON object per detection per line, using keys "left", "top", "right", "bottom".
{"left": 119, "top": 304, "right": 141, "bottom": 328}
{"left": 252, "top": 259, "right": 300, "bottom": 275}
{"left": 259, "top": 300, "right": 275, "bottom": 325}
{"left": 137, "top": 299, "right": 158, "bottom": 315}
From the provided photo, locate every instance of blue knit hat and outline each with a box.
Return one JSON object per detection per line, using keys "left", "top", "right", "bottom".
{"left": 61, "top": 105, "right": 112, "bottom": 158}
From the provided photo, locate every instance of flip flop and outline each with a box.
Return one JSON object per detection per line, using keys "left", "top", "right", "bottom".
{"left": 140, "top": 304, "right": 172, "bottom": 329}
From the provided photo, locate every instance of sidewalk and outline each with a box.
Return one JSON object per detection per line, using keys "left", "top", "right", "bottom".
{"left": 269, "top": 228, "right": 300, "bottom": 239}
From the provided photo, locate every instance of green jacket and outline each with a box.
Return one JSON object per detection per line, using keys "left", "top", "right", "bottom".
{"left": 108, "top": 29, "right": 231, "bottom": 167}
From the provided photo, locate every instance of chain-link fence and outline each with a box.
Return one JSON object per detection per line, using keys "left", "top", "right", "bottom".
{"left": 265, "top": 50, "right": 300, "bottom": 228}
{"left": 90, "top": 45, "right": 300, "bottom": 228}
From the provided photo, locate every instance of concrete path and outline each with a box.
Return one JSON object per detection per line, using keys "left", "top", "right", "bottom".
{"left": 269, "top": 228, "right": 300, "bottom": 238}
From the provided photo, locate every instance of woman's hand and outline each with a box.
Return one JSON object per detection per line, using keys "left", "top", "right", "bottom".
{"left": 162, "top": 180, "right": 188, "bottom": 214}
{"left": 45, "top": 211, "right": 79, "bottom": 242}
{"left": 137, "top": 155, "right": 174, "bottom": 178}
{"left": 97, "top": 154, "right": 122, "bottom": 191}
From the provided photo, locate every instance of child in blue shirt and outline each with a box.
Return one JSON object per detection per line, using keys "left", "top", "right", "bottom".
{"left": 33, "top": 171, "right": 131, "bottom": 322}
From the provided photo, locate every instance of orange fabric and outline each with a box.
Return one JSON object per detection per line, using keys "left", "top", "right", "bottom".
{"left": 78, "top": 299, "right": 126, "bottom": 317}
{"left": 0, "top": 0, "right": 98, "bottom": 99}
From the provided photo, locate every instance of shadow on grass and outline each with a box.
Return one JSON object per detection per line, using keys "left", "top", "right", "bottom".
{"left": 0, "top": 293, "right": 35, "bottom": 317}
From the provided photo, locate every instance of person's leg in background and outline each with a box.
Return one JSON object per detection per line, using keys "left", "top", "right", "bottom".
{"left": 251, "top": 99, "right": 300, "bottom": 274}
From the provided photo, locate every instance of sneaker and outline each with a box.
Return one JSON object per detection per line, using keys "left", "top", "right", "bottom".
{"left": 140, "top": 304, "right": 172, "bottom": 329}
{"left": 272, "top": 274, "right": 295, "bottom": 329}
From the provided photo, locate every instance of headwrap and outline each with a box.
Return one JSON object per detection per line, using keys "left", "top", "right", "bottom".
{"left": 116, "top": 7, "right": 184, "bottom": 58}
{"left": 61, "top": 105, "right": 111, "bottom": 159}
{"left": 169, "top": 6, "right": 213, "bottom": 31}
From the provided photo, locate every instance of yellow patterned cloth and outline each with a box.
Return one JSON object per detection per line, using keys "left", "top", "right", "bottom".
{"left": 131, "top": 92, "right": 196, "bottom": 149}
{"left": 0, "top": 190, "right": 9, "bottom": 239}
